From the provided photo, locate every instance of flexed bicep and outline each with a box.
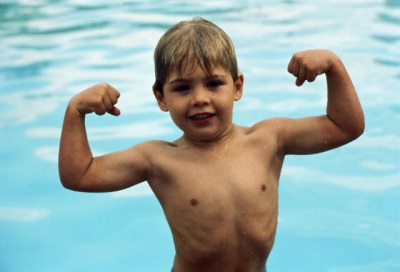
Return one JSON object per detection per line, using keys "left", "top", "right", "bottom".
{"left": 278, "top": 116, "right": 352, "bottom": 155}
{"left": 283, "top": 50, "right": 364, "bottom": 154}
{"left": 71, "top": 143, "right": 151, "bottom": 192}
{"left": 59, "top": 83, "right": 123, "bottom": 191}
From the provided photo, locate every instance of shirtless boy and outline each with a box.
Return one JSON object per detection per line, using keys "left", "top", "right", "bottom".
{"left": 59, "top": 18, "right": 364, "bottom": 272}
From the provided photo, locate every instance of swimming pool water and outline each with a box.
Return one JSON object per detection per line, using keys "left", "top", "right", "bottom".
{"left": 1, "top": 1, "right": 399, "bottom": 271}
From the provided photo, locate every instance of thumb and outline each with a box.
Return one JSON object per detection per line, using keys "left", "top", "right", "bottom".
{"left": 108, "top": 106, "right": 121, "bottom": 116}
{"left": 295, "top": 78, "right": 305, "bottom": 87}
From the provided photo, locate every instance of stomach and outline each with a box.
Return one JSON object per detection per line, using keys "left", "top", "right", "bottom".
{"left": 168, "top": 197, "right": 278, "bottom": 270}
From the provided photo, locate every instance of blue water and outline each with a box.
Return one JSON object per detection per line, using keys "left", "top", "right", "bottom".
{"left": 1, "top": 1, "right": 399, "bottom": 271}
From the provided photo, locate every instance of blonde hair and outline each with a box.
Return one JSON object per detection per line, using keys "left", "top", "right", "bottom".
{"left": 153, "top": 17, "right": 239, "bottom": 93}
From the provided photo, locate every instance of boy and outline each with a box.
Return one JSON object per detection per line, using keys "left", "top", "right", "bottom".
{"left": 59, "top": 18, "right": 364, "bottom": 272}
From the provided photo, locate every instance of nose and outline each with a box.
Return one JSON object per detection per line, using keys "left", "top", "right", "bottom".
{"left": 191, "top": 87, "right": 210, "bottom": 106}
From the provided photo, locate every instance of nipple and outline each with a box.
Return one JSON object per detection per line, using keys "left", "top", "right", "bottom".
{"left": 190, "top": 198, "right": 198, "bottom": 206}
{"left": 261, "top": 184, "right": 267, "bottom": 192}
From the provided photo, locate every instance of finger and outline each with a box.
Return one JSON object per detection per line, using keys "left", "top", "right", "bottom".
{"left": 290, "top": 60, "right": 300, "bottom": 77}
{"left": 287, "top": 56, "right": 296, "bottom": 74}
{"left": 105, "top": 90, "right": 120, "bottom": 115}
{"left": 291, "top": 62, "right": 301, "bottom": 79}
{"left": 94, "top": 104, "right": 107, "bottom": 115}
{"left": 298, "top": 65, "right": 307, "bottom": 83}
{"left": 102, "top": 95, "right": 114, "bottom": 113}
{"left": 109, "top": 106, "right": 121, "bottom": 116}
{"left": 305, "top": 68, "right": 318, "bottom": 82}
{"left": 295, "top": 78, "right": 305, "bottom": 87}
{"left": 108, "top": 90, "right": 120, "bottom": 105}
{"left": 115, "top": 89, "right": 121, "bottom": 98}
{"left": 104, "top": 94, "right": 122, "bottom": 116}
{"left": 106, "top": 84, "right": 121, "bottom": 100}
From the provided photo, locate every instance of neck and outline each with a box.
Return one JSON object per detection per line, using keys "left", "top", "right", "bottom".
{"left": 179, "top": 124, "right": 237, "bottom": 148}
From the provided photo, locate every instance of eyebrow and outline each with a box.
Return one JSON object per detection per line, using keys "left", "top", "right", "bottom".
{"left": 169, "top": 74, "right": 227, "bottom": 85}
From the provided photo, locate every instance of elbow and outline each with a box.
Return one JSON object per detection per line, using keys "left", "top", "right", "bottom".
{"left": 352, "top": 113, "right": 365, "bottom": 140}
{"left": 58, "top": 160, "right": 91, "bottom": 192}
{"left": 61, "top": 182, "right": 76, "bottom": 191}
{"left": 60, "top": 179, "right": 88, "bottom": 192}
{"left": 58, "top": 169, "right": 85, "bottom": 192}
{"left": 59, "top": 167, "right": 73, "bottom": 190}
{"left": 59, "top": 175, "right": 80, "bottom": 191}
{"left": 345, "top": 117, "right": 365, "bottom": 143}
{"left": 59, "top": 169, "right": 97, "bottom": 192}
{"left": 331, "top": 109, "right": 365, "bottom": 143}
{"left": 355, "top": 121, "right": 365, "bottom": 139}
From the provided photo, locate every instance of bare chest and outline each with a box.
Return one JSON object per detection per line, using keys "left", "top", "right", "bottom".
{"left": 147, "top": 143, "right": 281, "bottom": 267}
{"left": 149, "top": 146, "right": 280, "bottom": 228}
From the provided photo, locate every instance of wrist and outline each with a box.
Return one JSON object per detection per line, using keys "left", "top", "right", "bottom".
{"left": 67, "top": 99, "right": 86, "bottom": 117}
{"left": 326, "top": 54, "right": 343, "bottom": 77}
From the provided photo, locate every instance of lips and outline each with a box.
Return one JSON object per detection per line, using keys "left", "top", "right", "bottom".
{"left": 189, "top": 113, "right": 215, "bottom": 124}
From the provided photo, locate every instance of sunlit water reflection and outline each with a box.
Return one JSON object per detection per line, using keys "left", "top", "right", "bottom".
{"left": 1, "top": 1, "right": 399, "bottom": 271}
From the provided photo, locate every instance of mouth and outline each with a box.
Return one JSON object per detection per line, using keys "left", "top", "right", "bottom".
{"left": 189, "top": 113, "right": 216, "bottom": 124}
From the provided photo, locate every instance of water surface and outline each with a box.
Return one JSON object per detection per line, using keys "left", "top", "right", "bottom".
{"left": 1, "top": 1, "right": 399, "bottom": 271}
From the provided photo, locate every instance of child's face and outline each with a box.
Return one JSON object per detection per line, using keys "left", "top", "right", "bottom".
{"left": 154, "top": 64, "right": 243, "bottom": 142}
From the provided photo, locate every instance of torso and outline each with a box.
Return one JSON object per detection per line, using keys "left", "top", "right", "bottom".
{"left": 146, "top": 124, "right": 284, "bottom": 272}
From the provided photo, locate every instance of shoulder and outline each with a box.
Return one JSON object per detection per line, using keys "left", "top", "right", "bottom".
{"left": 131, "top": 140, "right": 178, "bottom": 153}
{"left": 130, "top": 139, "right": 183, "bottom": 159}
{"left": 118, "top": 140, "right": 178, "bottom": 170}
{"left": 246, "top": 117, "right": 289, "bottom": 136}
{"left": 242, "top": 117, "right": 296, "bottom": 152}
{"left": 233, "top": 118, "right": 286, "bottom": 146}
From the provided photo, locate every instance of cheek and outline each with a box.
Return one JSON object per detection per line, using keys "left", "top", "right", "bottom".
{"left": 217, "top": 94, "right": 235, "bottom": 113}
{"left": 166, "top": 101, "right": 187, "bottom": 125}
{"left": 167, "top": 99, "right": 186, "bottom": 115}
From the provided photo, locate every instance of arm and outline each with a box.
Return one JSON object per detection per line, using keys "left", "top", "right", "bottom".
{"left": 58, "top": 83, "right": 148, "bottom": 192}
{"left": 279, "top": 49, "right": 364, "bottom": 155}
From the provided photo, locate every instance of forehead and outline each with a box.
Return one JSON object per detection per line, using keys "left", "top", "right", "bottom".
{"left": 167, "top": 62, "right": 229, "bottom": 82}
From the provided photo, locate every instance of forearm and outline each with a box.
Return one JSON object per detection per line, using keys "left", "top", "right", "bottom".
{"left": 326, "top": 57, "right": 365, "bottom": 140}
{"left": 58, "top": 104, "right": 93, "bottom": 189}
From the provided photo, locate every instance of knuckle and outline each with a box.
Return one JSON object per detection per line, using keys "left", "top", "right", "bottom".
{"left": 97, "top": 83, "right": 111, "bottom": 95}
{"left": 95, "top": 106, "right": 106, "bottom": 115}
{"left": 92, "top": 98, "right": 105, "bottom": 111}
{"left": 293, "top": 52, "right": 301, "bottom": 59}
{"left": 99, "top": 82, "right": 110, "bottom": 89}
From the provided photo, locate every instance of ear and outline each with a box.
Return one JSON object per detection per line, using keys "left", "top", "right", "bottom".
{"left": 233, "top": 73, "right": 244, "bottom": 101}
{"left": 152, "top": 84, "right": 169, "bottom": 112}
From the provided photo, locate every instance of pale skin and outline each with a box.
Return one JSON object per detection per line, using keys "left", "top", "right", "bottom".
{"left": 59, "top": 49, "right": 364, "bottom": 272}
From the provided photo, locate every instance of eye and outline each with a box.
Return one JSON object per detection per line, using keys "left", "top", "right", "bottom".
{"left": 207, "top": 80, "right": 224, "bottom": 89}
{"left": 174, "top": 84, "right": 190, "bottom": 93}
